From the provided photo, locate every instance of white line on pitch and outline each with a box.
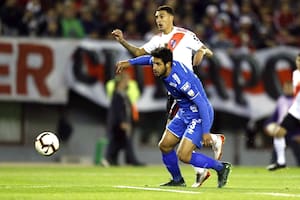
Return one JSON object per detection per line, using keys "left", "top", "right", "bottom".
{"left": 115, "top": 185, "right": 201, "bottom": 194}
{"left": 248, "top": 192, "right": 300, "bottom": 198}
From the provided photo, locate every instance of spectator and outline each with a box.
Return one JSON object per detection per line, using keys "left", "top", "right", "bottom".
{"left": 80, "top": 6, "right": 99, "bottom": 39}
{"left": 104, "top": 72, "right": 144, "bottom": 166}
{"left": 234, "top": 15, "right": 259, "bottom": 51}
{"left": 273, "top": 1, "right": 295, "bottom": 31}
{"left": 106, "top": 72, "right": 141, "bottom": 123}
{"left": 256, "top": 11, "right": 277, "bottom": 48}
{"left": 21, "top": 0, "right": 45, "bottom": 36}
{"left": 41, "top": 8, "right": 61, "bottom": 37}
{"left": 0, "top": 0, "right": 24, "bottom": 36}
{"left": 60, "top": 1, "right": 85, "bottom": 38}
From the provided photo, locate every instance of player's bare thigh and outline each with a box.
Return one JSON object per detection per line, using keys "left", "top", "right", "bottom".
{"left": 158, "top": 129, "right": 180, "bottom": 153}
{"left": 177, "top": 137, "right": 196, "bottom": 163}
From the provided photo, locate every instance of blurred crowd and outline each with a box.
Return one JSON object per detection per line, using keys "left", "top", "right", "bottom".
{"left": 0, "top": 0, "right": 300, "bottom": 50}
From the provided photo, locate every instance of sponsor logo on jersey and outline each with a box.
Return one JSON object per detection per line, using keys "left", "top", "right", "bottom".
{"left": 172, "top": 73, "right": 181, "bottom": 84}
{"left": 181, "top": 82, "right": 191, "bottom": 91}
{"left": 169, "top": 82, "right": 177, "bottom": 87}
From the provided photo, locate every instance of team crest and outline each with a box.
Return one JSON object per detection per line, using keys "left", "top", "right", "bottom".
{"left": 169, "top": 39, "right": 177, "bottom": 49}
{"left": 187, "top": 89, "right": 195, "bottom": 97}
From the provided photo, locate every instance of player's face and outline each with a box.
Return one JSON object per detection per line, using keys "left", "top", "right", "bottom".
{"left": 152, "top": 57, "right": 168, "bottom": 78}
{"left": 155, "top": 11, "right": 174, "bottom": 33}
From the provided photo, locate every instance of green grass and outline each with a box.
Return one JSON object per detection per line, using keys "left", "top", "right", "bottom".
{"left": 0, "top": 164, "right": 299, "bottom": 200}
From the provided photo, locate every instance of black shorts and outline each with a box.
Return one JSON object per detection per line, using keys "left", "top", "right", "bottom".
{"left": 166, "top": 94, "right": 179, "bottom": 120}
{"left": 281, "top": 113, "right": 300, "bottom": 132}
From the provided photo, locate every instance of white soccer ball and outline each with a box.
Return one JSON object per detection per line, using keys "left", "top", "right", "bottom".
{"left": 35, "top": 132, "right": 60, "bottom": 156}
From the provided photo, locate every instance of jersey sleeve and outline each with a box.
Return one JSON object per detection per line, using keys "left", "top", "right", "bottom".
{"left": 185, "top": 31, "right": 204, "bottom": 52}
{"left": 180, "top": 80, "right": 211, "bottom": 133}
{"left": 129, "top": 55, "right": 152, "bottom": 65}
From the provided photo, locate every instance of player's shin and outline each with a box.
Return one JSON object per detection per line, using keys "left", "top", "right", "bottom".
{"left": 189, "top": 152, "right": 223, "bottom": 171}
{"left": 162, "top": 150, "right": 183, "bottom": 181}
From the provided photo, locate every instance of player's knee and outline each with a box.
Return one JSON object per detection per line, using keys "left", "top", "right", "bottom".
{"left": 265, "top": 123, "right": 287, "bottom": 137}
{"left": 276, "top": 126, "right": 287, "bottom": 137}
{"left": 177, "top": 149, "right": 191, "bottom": 163}
{"left": 158, "top": 140, "right": 172, "bottom": 153}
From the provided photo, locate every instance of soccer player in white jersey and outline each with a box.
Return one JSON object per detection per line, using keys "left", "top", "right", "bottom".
{"left": 112, "top": 5, "right": 224, "bottom": 187}
{"left": 265, "top": 53, "right": 300, "bottom": 170}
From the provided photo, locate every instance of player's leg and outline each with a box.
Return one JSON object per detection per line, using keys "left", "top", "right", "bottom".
{"left": 105, "top": 139, "right": 121, "bottom": 166}
{"left": 192, "top": 133, "right": 224, "bottom": 187}
{"left": 166, "top": 100, "right": 213, "bottom": 187}
{"left": 192, "top": 123, "right": 225, "bottom": 187}
{"left": 177, "top": 137, "right": 231, "bottom": 188}
{"left": 192, "top": 105, "right": 225, "bottom": 187}
{"left": 182, "top": 118, "right": 231, "bottom": 188}
{"left": 275, "top": 137, "right": 286, "bottom": 163}
{"left": 159, "top": 126, "right": 185, "bottom": 186}
{"left": 267, "top": 113, "right": 298, "bottom": 170}
{"left": 289, "top": 136, "right": 300, "bottom": 166}
{"left": 124, "top": 135, "right": 145, "bottom": 166}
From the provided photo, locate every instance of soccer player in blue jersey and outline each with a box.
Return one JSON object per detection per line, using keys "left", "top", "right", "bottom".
{"left": 116, "top": 47, "right": 231, "bottom": 188}
{"left": 112, "top": 5, "right": 225, "bottom": 187}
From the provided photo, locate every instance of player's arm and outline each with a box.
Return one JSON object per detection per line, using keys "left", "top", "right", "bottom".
{"left": 112, "top": 29, "right": 147, "bottom": 57}
{"left": 180, "top": 81, "right": 211, "bottom": 134}
{"left": 193, "top": 45, "right": 213, "bottom": 66}
{"left": 192, "top": 94, "right": 211, "bottom": 134}
{"left": 116, "top": 55, "right": 152, "bottom": 73}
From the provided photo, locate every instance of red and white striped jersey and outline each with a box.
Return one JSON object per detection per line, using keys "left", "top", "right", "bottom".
{"left": 142, "top": 26, "right": 204, "bottom": 71}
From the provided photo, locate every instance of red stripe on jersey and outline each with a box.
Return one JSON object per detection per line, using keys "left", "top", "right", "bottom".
{"left": 167, "top": 33, "right": 185, "bottom": 51}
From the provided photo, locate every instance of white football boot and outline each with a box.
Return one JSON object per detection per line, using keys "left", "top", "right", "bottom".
{"left": 191, "top": 169, "right": 211, "bottom": 188}
{"left": 212, "top": 134, "right": 225, "bottom": 160}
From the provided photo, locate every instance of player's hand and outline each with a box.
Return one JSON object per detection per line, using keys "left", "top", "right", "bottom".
{"left": 111, "top": 29, "right": 124, "bottom": 42}
{"left": 205, "top": 48, "right": 213, "bottom": 57}
{"left": 202, "top": 46, "right": 213, "bottom": 57}
{"left": 202, "top": 133, "right": 213, "bottom": 146}
{"left": 116, "top": 60, "right": 130, "bottom": 74}
{"left": 121, "top": 122, "right": 132, "bottom": 135}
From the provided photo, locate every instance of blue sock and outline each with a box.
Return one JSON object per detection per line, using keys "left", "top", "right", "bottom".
{"left": 189, "top": 152, "right": 223, "bottom": 171}
{"left": 162, "top": 150, "right": 182, "bottom": 181}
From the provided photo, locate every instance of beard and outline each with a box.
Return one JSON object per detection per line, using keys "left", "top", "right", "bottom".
{"left": 158, "top": 67, "right": 167, "bottom": 79}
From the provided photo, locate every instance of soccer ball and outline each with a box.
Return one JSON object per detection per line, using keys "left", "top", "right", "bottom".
{"left": 35, "top": 132, "right": 60, "bottom": 156}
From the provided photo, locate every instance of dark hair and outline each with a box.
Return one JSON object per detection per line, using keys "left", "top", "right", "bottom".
{"left": 156, "top": 5, "right": 174, "bottom": 16}
{"left": 151, "top": 47, "right": 173, "bottom": 64}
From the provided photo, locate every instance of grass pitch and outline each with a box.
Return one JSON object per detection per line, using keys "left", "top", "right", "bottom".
{"left": 0, "top": 163, "right": 299, "bottom": 200}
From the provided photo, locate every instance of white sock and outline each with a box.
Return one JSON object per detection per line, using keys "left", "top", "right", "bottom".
{"left": 193, "top": 166, "right": 205, "bottom": 174}
{"left": 210, "top": 134, "right": 218, "bottom": 144}
{"left": 274, "top": 137, "right": 286, "bottom": 165}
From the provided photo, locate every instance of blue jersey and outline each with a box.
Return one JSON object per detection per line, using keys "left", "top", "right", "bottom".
{"left": 129, "top": 55, "right": 214, "bottom": 134}
{"left": 163, "top": 60, "right": 213, "bottom": 134}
